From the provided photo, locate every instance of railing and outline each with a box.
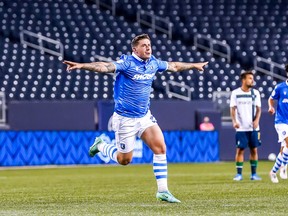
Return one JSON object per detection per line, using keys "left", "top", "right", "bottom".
{"left": 212, "top": 91, "right": 231, "bottom": 121}
{"left": 137, "top": 10, "right": 172, "bottom": 39}
{"left": 0, "top": 91, "right": 6, "bottom": 124}
{"left": 194, "top": 34, "right": 231, "bottom": 63}
{"left": 94, "top": 54, "right": 113, "bottom": 62}
{"left": 95, "top": 0, "right": 116, "bottom": 16}
{"left": 254, "top": 56, "right": 286, "bottom": 81}
{"left": 20, "top": 30, "right": 64, "bottom": 60}
{"left": 166, "top": 80, "right": 191, "bottom": 101}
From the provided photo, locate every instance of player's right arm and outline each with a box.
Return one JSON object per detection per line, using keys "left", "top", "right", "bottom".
{"left": 268, "top": 97, "right": 275, "bottom": 115}
{"left": 268, "top": 85, "right": 279, "bottom": 115}
{"left": 230, "top": 91, "right": 239, "bottom": 129}
{"left": 63, "top": 60, "right": 116, "bottom": 73}
{"left": 230, "top": 106, "right": 240, "bottom": 129}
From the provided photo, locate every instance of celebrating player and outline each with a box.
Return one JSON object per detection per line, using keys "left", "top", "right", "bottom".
{"left": 230, "top": 70, "right": 262, "bottom": 181}
{"left": 63, "top": 34, "right": 208, "bottom": 203}
{"left": 268, "top": 64, "right": 288, "bottom": 183}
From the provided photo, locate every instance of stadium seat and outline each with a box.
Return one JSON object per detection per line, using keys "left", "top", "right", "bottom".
{"left": 0, "top": 0, "right": 286, "bottom": 101}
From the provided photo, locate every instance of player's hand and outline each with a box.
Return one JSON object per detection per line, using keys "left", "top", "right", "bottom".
{"left": 63, "top": 60, "right": 82, "bottom": 72}
{"left": 233, "top": 122, "right": 240, "bottom": 129}
{"left": 253, "top": 121, "right": 259, "bottom": 129}
{"left": 268, "top": 107, "right": 275, "bottom": 115}
{"left": 194, "top": 62, "right": 208, "bottom": 71}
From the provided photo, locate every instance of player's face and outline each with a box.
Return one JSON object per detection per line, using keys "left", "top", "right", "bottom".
{"left": 243, "top": 74, "right": 254, "bottom": 88}
{"left": 133, "top": 39, "right": 152, "bottom": 60}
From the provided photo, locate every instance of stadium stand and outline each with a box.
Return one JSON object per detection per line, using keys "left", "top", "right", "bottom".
{"left": 0, "top": 0, "right": 286, "bottom": 101}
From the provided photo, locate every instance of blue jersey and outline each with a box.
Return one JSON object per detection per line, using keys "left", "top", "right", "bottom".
{"left": 270, "top": 81, "right": 288, "bottom": 124}
{"left": 112, "top": 53, "right": 168, "bottom": 118}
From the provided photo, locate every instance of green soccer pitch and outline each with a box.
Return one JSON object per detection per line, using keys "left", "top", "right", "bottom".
{"left": 0, "top": 161, "right": 286, "bottom": 216}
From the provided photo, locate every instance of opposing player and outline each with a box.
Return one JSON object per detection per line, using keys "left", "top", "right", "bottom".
{"left": 268, "top": 64, "right": 288, "bottom": 183}
{"left": 230, "top": 70, "right": 262, "bottom": 181}
{"left": 63, "top": 34, "right": 208, "bottom": 203}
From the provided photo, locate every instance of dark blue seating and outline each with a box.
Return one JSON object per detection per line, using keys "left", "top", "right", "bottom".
{"left": 0, "top": 0, "right": 286, "bottom": 101}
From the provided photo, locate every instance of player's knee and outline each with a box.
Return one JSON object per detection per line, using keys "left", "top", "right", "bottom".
{"left": 152, "top": 143, "right": 166, "bottom": 154}
{"left": 158, "top": 147, "right": 166, "bottom": 154}
{"left": 117, "top": 156, "right": 132, "bottom": 165}
{"left": 118, "top": 158, "right": 131, "bottom": 166}
{"left": 116, "top": 151, "right": 133, "bottom": 165}
{"left": 250, "top": 147, "right": 258, "bottom": 154}
{"left": 237, "top": 148, "right": 244, "bottom": 154}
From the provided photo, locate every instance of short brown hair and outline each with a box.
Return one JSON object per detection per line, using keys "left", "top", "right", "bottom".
{"left": 240, "top": 70, "right": 254, "bottom": 80}
{"left": 131, "top": 34, "right": 150, "bottom": 48}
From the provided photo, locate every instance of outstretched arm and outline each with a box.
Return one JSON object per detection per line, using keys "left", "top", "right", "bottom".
{"left": 63, "top": 60, "right": 116, "bottom": 73}
{"left": 167, "top": 61, "right": 208, "bottom": 72}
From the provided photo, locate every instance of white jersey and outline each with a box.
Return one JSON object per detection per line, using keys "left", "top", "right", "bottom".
{"left": 230, "top": 87, "right": 261, "bottom": 131}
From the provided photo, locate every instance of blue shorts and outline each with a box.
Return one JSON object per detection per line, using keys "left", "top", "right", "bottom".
{"left": 235, "top": 131, "right": 261, "bottom": 149}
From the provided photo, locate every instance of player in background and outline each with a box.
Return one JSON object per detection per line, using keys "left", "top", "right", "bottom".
{"left": 63, "top": 34, "right": 208, "bottom": 203}
{"left": 268, "top": 64, "right": 288, "bottom": 183}
{"left": 230, "top": 71, "right": 262, "bottom": 181}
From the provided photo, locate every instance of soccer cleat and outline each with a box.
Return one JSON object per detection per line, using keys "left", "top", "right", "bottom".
{"left": 250, "top": 174, "right": 262, "bottom": 181}
{"left": 280, "top": 165, "right": 287, "bottom": 179}
{"left": 89, "top": 137, "right": 104, "bottom": 157}
{"left": 156, "top": 191, "right": 181, "bottom": 203}
{"left": 233, "top": 174, "right": 243, "bottom": 181}
{"left": 269, "top": 171, "right": 279, "bottom": 183}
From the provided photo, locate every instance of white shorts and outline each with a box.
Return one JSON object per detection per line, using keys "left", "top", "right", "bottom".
{"left": 112, "top": 110, "right": 157, "bottom": 153}
{"left": 275, "top": 124, "right": 288, "bottom": 146}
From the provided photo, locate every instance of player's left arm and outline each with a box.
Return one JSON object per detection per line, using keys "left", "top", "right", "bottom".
{"left": 268, "top": 97, "right": 275, "bottom": 115}
{"left": 167, "top": 61, "right": 208, "bottom": 72}
{"left": 253, "top": 90, "right": 262, "bottom": 129}
{"left": 253, "top": 106, "right": 261, "bottom": 129}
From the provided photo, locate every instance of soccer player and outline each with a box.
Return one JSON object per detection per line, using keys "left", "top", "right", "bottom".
{"left": 230, "top": 70, "right": 262, "bottom": 181}
{"left": 268, "top": 64, "right": 288, "bottom": 183}
{"left": 63, "top": 34, "right": 208, "bottom": 203}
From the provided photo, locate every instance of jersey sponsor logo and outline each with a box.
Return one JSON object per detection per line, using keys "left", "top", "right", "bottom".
{"left": 238, "top": 101, "right": 252, "bottom": 105}
{"left": 281, "top": 98, "right": 288, "bottom": 103}
{"left": 132, "top": 74, "right": 154, "bottom": 80}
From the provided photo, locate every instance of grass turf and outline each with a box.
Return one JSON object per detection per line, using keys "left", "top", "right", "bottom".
{"left": 0, "top": 161, "right": 286, "bottom": 216}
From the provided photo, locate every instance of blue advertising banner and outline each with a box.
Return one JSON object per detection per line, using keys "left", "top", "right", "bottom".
{"left": 0, "top": 131, "right": 219, "bottom": 166}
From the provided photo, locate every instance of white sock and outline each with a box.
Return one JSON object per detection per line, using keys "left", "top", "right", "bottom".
{"left": 98, "top": 143, "right": 118, "bottom": 163}
{"left": 282, "top": 146, "right": 288, "bottom": 164}
{"left": 153, "top": 154, "right": 168, "bottom": 192}
{"left": 272, "top": 153, "right": 283, "bottom": 173}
